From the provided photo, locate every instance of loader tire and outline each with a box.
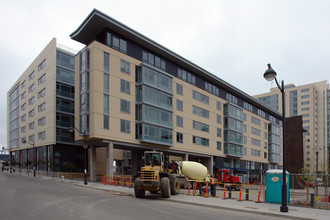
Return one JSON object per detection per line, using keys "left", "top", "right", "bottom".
{"left": 161, "top": 177, "right": 171, "bottom": 198}
{"left": 170, "top": 177, "right": 180, "bottom": 195}
{"left": 134, "top": 178, "right": 145, "bottom": 198}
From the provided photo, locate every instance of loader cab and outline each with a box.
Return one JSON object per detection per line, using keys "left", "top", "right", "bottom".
{"left": 144, "top": 151, "right": 164, "bottom": 170}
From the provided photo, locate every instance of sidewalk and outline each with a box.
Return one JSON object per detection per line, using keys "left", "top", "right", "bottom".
{"left": 29, "top": 173, "right": 330, "bottom": 220}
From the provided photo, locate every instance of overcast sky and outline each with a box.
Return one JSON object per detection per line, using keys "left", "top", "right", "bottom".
{"left": 1, "top": 0, "right": 329, "bottom": 149}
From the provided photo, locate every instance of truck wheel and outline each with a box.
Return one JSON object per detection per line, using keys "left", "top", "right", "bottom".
{"left": 134, "top": 179, "right": 145, "bottom": 198}
{"left": 161, "top": 177, "right": 171, "bottom": 198}
{"left": 170, "top": 177, "right": 180, "bottom": 195}
{"left": 234, "top": 183, "right": 241, "bottom": 191}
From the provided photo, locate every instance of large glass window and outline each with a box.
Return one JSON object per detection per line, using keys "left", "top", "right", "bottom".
{"left": 176, "top": 100, "right": 183, "bottom": 111}
{"left": 177, "top": 132, "right": 183, "bottom": 143}
{"left": 120, "top": 59, "right": 130, "bottom": 74}
{"left": 176, "top": 83, "right": 183, "bottom": 95}
{"left": 193, "top": 136, "right": 209, "bottom": 147}
{"left": 57, "top": 52, "right": 74, "bottom": 69}
{"left": 193, "top": 121, "right": 209, "bottom": 132}
{"left": 143, "top": 50, "right": 166, "bottom": 70}
{"left": 120, "top": 79, "right": 130, "bottom": 94}
{"left": 120, "top": 99, "right": 130, "bottom": 114}
{"left": 176, "top": 116, "right": 183, "bottom": 127}
{"left": 192, "top": 105, "right": 209, "bottom": 118}
{"left": 192, "top": 90, "right": 209, "bottom": 104}
{"left": 120, "top": 119, "right": 130, "bottom": 133}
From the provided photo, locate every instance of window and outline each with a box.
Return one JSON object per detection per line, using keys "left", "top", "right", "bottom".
{"left": 205, "top": 81, "right": 219, "bottom": 96}
{"left": 177, "top": 68, "right": 196, "bottom": 85}
{"left": 38, "top": 74, "right": 46, "bottom": 85}
{"left": 264, "top": 132, "right": 267, "bottom": 139}
{"left": 176, "top": 100, "right": 183, "bottom": 111}
{"left": 176, "top": 116, "right": 183, "bottom": 127}
{"left": 28, "top": 96, "right": 35, "bottom": 105}
{"left": 21, "top": 126, "right": 26, "bottom": 133}
{"left": 28, "top": 135, "right": 35, "bottom": 143}
{"left": 104, "top": 115, "right": 109, "bottom": 129}
{"left": 217, "top": 101, "right": 222, "bottom": 111}
{"left": 38, "top": 88, "right": 46, "bottom": 99}
{"left": 143, "top": 50, "right": 166, "bottom": 70}
{"left": 193, "top": 136, "right": 209, "bottom": 146}
{"left": 38, "top": 117, "right": 46, "bottom": 126}
{"left": 38, "top": 102, "right": 46, "bottom": 112}
{"left": 21, "top": 80, "right": 26, "bottom": 88}
{"left": 251, "top": 138, "right": 260, "bottom": 146}
{"left": 28, "top": 122, "right": 35, "bottom": 130}
{"left": 301, "top": 88, "right": 310, "bottom": 92}
{"left": 252, "top": 149, "right": 260, "bottom": 157}
{"left": 120, "top": 99, "right": 130, "bottom": 114}
{"left": 28, "top": 71, "right": 35, "bottom": 81}
{"left": 21, "top": 103, "right": 26, "bottom": 111}
{"left": 120, "top": 79, "right": 130, "bottom": 94}
{"left": 177, "top": 132, "right": 183, "bottom": 143}
{"left": 243, "top": 102, "right": 253, "bottom": 112}
{"left": 251, "top": 116, "right": 260, "bottom": 125}
{"left": 217, "top": 141, "right": 222, "bottom": 150}
{"left": 28, "top": 109, "right": 35, "bottom": 118}
{"left": 301, "top": 101, "right": 309, "bottom": 105}
{"left": 192, "top": 90, "right": 209, "bottom": 104}
{"left": 301, "top": 95, "right": 309, "bottom": 99}
{"left": 176, "top": 83, "right": 183, "bottom": 95}
{"left": 251, "top": 127, "right": 260, "bottom": 136}
{"left": 193, "top": 121, "right": 209, "bottom": 132}
{"left": 28, "top": 84, "right": 35, "bottom": 93}
{"left": 21, "top": 92, "right": 26, "bottom": 100}
{"left": 226, "top": 93, "right": 238, "bottom": 105}
{"left": 301, "top": 107, "right": 309, "bottom": 111}
{"left": 217, "top": 128, "right": 222, "bottom": 137}
{"left": 38, "top": 131, "right": 46, "bottom": 140}
{"left": 120, "top": 59, "right": 130, "bottom": 74}
{"left": 120, "top": 119, "right": 130, "bottom": 133}
{"left": 192, "top": 105, "right": 209, "bottom": 118}
{"left": 21, "top": 114, "right": 26, "bottom": 122}
{"left": 38, "top": 60, "right": 46, "bottom": 71}
{"left": 103, "top": 94, "right": 109, "bottom": 115}
{"left": 217, "top": 115, "right": 222, "bottom": 124}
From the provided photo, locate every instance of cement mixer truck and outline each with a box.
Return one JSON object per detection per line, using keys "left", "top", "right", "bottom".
{"left": 134, "top": 151, "right": 210, "bottom": 198}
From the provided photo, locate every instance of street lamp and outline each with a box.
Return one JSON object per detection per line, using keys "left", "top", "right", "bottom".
{"left": 69, "top": 126, "right": 88, "bottom": 185}
{"left": 22, "top": 139, "right": 36, "bottom": 177}
{"left": 263, "top": 64, "right": 288, "bottom": 213}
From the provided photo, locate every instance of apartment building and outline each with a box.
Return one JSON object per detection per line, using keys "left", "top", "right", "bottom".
{"left": 69, "top": 9, "right": 284, "bottom": 182}
{"left": 254, "top": 81, "right": 329, "bottom": 173}
{"left": 7, "top": 38, "right": 84, "bottom": 173}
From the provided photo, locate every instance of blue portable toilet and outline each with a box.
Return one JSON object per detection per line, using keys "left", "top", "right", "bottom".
{"left": 266, "top": 169, "right": 289, "bottom": 204}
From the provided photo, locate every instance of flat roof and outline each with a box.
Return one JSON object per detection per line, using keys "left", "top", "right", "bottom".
{"left": 70, "top": 9, "right": 282, "bottom": 119}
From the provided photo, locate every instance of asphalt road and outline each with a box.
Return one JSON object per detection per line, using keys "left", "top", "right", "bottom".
{"left": 0, "top": 172, "right": 290, "bottom": 220}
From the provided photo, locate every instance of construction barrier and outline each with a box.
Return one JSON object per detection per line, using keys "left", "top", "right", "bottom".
{"left": 185, "top": 181, "right": 264, "bottom": 202}
{"left": 102, "top": 175, "right": 134, "bottom": 188}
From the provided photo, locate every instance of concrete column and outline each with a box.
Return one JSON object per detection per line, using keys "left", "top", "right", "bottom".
{"left": 89, "top": 146, "right": 96, "bottom": 181}
{"left": 184, "top": 154, "right": 189, "bottom": 161}
{"left": 209, "top": 156, "right": 214, "bottom": 177}
{"left": 106, "top": 142, "right": 114, "bottom": 176}
{"left": 131, "top": 150, "right": 138, "bottom": 175}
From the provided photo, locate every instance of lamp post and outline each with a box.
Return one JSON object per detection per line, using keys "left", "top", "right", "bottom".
{"left": 69, "top": 126, "right": 88, "bottom": 185}
{"left": 22, "top": 140, "right": 36, "bottom": 177}
{"left": 263, "top": 64, "right": 288, "bottom": 213}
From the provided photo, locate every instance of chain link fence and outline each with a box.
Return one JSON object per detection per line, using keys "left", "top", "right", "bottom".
{"left": 289, "top": 173, "right": 329, "bottom": 209}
